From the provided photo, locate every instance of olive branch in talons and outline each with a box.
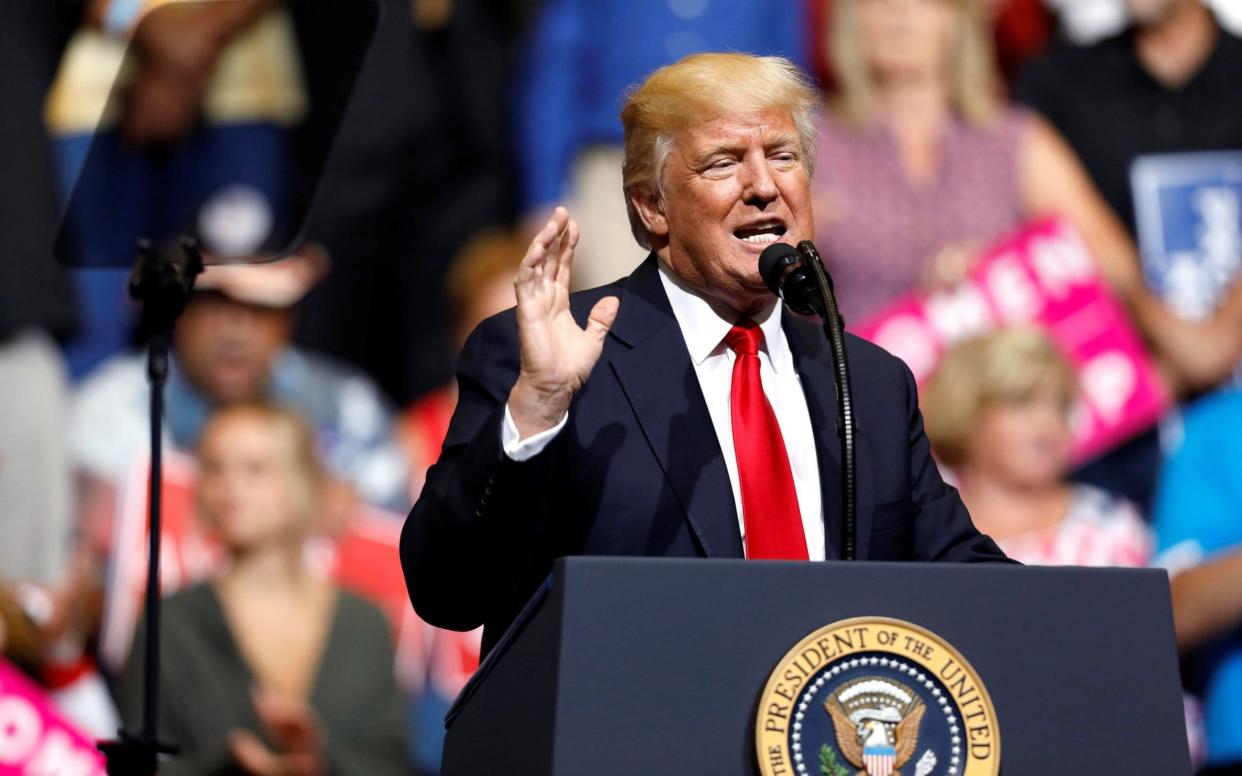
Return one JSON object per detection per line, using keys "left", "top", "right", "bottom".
{"left": 819, "top": 743, "right": 849, "bottom": 776}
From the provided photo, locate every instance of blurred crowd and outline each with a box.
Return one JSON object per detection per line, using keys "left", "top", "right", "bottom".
{"left": 1, "top": 0, "right": 1241, "bottom": 773}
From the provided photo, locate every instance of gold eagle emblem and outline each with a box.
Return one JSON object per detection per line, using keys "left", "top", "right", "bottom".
{"left": 825, "top": 677, "right": 926, "bottom": 776}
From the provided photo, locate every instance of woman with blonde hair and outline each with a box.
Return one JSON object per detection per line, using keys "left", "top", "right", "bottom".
{"left": 924, "top": 328, "right": 1208, "bottom": 762}
{"left": 815, "top": 0, "right": 1242, "bottom": 396}
{"left": 814, "top": 0, "right": 1145, "bottom": 325}
{"left": 814, "top": 0, "right": 1242, "bottom": 514}
{"left": 117, "top": 401, "right": 409, "bottom": 775}
{"left": 922, "top": 328, "right": 1149, "bottom": 566}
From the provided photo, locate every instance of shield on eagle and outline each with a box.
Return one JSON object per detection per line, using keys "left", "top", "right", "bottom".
{"left": 863, "top": 743, "right": 897, "bottom": 776}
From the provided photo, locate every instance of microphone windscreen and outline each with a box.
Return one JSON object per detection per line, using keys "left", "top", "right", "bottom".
{"left": 758, "top": 242, "right": 799, "bottom": 295}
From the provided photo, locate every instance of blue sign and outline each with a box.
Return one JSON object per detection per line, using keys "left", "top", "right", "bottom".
{"left": 1131, "top": 151, "right": 1242, "bottom": 320}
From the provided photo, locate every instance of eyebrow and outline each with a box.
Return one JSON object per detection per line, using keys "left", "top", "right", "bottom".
{"left": 688, "top": 132, "right": 802, "bottom": 169}
{"left": 766, "top": 133, "right": 801, "bottom": 152}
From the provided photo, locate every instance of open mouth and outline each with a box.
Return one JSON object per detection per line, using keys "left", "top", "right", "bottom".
{"left": 733, "top": 222, "right": 787, "bottom": 245}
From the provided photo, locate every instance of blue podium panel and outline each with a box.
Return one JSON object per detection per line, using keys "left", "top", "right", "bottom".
{"left": 444, "top": 558, "right": 1189, "bottom": 776}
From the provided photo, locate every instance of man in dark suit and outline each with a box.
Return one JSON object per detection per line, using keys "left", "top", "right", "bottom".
{"left": 402, "top": 53, "right": 1008, "bottom": 656}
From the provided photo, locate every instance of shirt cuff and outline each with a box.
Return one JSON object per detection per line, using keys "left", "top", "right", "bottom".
{"left": 501, "top": 405, "right": 568, "bottom": 461}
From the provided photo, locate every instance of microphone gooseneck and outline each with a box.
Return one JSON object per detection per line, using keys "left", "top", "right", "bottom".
{"left": 758, "top": 241, "right": 858, "bottom": 561}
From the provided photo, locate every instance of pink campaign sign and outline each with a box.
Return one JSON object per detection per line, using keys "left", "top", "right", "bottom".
{"left": 853, "top": 217, "right": 1170, "bottom": 464}
{"left": 0, "top": 659, "right": 105, "bottom": 776}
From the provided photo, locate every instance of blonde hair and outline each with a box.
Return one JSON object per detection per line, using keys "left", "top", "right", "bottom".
{"left": 921, "top": 328, "right": 1077, "bottom": 468}
{"left": 830, "top": 0, "right": 1000, "bottom": 127}
{"left": 620, "top": 52, "right": 820, "bottom": 248}
{"left": 198, "top": 400, "right": 325, "bottom": 525}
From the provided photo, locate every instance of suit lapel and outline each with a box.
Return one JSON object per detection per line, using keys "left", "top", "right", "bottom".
{"left": 607, "top": 257, "right": 744, "bottom": 558}
{"left": 784, "top": 316, "right": 874, "bottom": 561}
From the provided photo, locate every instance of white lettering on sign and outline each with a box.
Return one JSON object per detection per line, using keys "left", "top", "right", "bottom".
{"left": 26, "top": 729, "right": 101, "bottom": 776}
{"left": 985, "top": 253, "right": 1043, "bottom": 323}
{"left": 1079, "top": 352, "right": 1137, "bottom": 425}
{"left": 1163, "top": 187, "right": 1240, "bottom": 319}
{"left": 1197, "top": 186, "right": 1239, "bottom": 266}
{"left": 925, "top": 285, "right": 993, "bottom": 344}
{"left": 0, "top": 696, "right": 41, "bottom": 764}
{"left": 1028, "top": 230, "right": 1094, "bottom": 297}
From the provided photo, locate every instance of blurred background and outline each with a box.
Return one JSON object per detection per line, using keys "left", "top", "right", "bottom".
{"left": 2, "top": 0, "right": 1241, "bottom": 773}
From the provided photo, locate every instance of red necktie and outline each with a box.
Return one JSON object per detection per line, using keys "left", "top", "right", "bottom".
{"left": 725, "top": 321, "right": 809, "bottom": 560}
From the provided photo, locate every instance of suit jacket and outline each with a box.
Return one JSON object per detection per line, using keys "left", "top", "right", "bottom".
{"left": 401, "top": 256, "right": 1008, "bottom": 655}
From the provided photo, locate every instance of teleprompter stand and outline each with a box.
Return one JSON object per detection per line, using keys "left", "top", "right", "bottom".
{"left": 97, "top": 239, "right": 203, "bottom": 775}
{"left": 52, "top": 2, "right": 382, "bottom": 770}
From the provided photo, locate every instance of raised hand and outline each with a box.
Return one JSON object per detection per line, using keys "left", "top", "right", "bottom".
{"left": 507, "top": 207, "right": 620, "bottom": 438}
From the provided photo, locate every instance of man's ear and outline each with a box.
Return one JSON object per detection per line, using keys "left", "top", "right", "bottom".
{"left": 630, "top": 186, "right": 668, "bottom": 240}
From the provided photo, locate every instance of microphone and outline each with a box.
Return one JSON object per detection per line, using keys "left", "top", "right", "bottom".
{"left": 757, "top": 240, "right": 858, "bottom": 561}
{"left": 759, "top": 243, "right": 817, "bottom": 316}
{"left": 758, "top": 241, "right": 841, "bottom": 323}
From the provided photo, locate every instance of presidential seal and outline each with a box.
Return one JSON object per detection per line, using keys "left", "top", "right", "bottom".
{"left": 756, "top": 617, "right": 999, "bottom": 776}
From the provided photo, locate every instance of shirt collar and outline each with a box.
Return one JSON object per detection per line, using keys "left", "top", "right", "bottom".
{"left": 1122, "top": 16, "right": 1228, "bottom": 94}
{"left": 656, "top": 259, "right": 789, "bottom": 374}
{"left": 166, "top": 348, "right": 297, "bottom": 446}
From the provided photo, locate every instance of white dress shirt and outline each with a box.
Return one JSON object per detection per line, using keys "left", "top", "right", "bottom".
{"left": 502, "top": 261, "right": 825, "bottom": 560}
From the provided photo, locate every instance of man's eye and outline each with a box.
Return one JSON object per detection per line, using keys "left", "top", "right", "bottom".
{"left": 708, "top": 159, "right": 735, "bottom": 171}
{"left": 772, "top": 152, "right": 798, "bottom": 163}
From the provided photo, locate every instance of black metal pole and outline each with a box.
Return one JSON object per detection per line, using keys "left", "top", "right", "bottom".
{"left": 99, "top": 239, "right": 199, "bottom": 774}
{"left": 143, "top": 329, "right": 169, "bottom": 742}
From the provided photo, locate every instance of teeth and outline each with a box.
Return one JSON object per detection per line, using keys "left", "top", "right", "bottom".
{"left": 742, "top": 233, "right": 779, "bottom": 244}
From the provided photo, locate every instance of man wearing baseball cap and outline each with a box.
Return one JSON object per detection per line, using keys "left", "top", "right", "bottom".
{"left": 69, "top": 249, "right": 408, "bottom": 510}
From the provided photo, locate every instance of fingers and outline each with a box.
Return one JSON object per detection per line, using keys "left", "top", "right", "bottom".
{"left": 516, "top": 206, "right": 571, "bottom": 303}
{"left": 230, "top": 730, "right": 281, "bottom": 775}
{"left": 251, "top": 689, "right": 321, "bottom": 752}
{"left": 585, "top": 296, "right": 620, "bottom": 343}
{"left": 230, "top": 730, "right": 322, "bottom": 776}
{"left": 554, "top": 218, "right": 580, "bottom": 289}
{"left": 530, "top": 207, "right": 571, "bottom": 268}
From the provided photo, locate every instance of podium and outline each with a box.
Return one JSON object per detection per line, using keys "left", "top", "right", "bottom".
{"left": 442, "top": 557, "right": 1190, "bottom": 775}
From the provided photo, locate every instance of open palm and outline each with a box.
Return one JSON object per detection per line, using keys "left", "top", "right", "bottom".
{"left": 509, "top": 207, "right": 619, "bottom": 437}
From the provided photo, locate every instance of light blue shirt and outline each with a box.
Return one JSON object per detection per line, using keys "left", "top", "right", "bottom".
{"left": 1153, "top": 387, "right": 1242, "bottom": 765}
